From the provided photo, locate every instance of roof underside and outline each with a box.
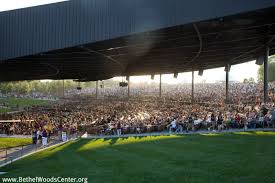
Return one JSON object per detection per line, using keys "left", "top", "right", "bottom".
{"left": 0, "top": 1, "right": 275, "bottom": 81}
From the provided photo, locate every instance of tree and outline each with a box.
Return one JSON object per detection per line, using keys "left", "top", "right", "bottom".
{"left": 248, "top": 77, "right": 255, "bottom": 83}
{"left": 6, "top": 83, "right": 15, "bottom": 93}
{"left": 0, "top": 79, "right": 104, "bottom": 96}
{"left": 258, "top": 55, "right": 275, "bottom": 82}
{"left": 19, "top": 81, "right": 31, "bottom": 94}
{"left": 243, "top": 78, "right": 249, "bottom": 83}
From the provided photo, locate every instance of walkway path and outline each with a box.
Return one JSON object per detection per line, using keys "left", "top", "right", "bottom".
{"left": 0, "top": 138, "right": 63, "bottom": 167}
{"left": 85, "top": 128, "right": 275, "bottom": 139}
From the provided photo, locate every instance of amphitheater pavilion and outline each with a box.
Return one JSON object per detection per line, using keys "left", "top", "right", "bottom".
{"left": 0, "top": 0, "right": 275, "bottom": 103}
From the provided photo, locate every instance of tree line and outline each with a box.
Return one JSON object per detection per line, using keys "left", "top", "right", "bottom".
{"left": 0, "top": 80, "right": 93, "bottom": 95}
{"left": 257, "top": 55, "right": 275, "bottom": 82}
{"left": 0, "top": 79, "right": 121, "bottom": 96}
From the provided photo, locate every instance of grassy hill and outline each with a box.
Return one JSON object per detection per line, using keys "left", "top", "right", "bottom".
{"left": 0, "top": 138, "right": 32, "bottom": 149}
{"left": 0, "top": 97, "right": 49, "bottom": 113}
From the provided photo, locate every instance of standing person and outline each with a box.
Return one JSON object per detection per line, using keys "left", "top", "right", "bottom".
{"left": 186, "top": 114, "right": 193, "bottom": 132}
{"left": 117, "top": 122, "right": 122, "bottom": 136}
{"left": 32, "top": 129, "right": 37, "bottom": 145}
{"left": 37, "top": 128, "right": 42, "bottom": 144}
{"left": 217, "top": 112, "right": 223, "bottom": 132}
{"left": 211, "top": 113, "right": 216, "bottom": 131}
{"left": 271, "top": 108, "right": 275, "bottom": 128}
{"left": 58, "top": 123, "right": 63, "bottom": 141}
{"left": 42, "top": 130, "right": 48, "bottom": 147}
{"left": 235, "top": 113, "right": 241, "bottom": 128}
{"left": 262, "top": 105, "right": 268, "bottom": 128}
{"left": 169, "top": 118, "right": 177, "bottom": 133}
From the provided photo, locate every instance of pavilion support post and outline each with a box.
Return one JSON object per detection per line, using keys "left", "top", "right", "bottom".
{"left": 225, "top": 68, "right": 229, "bottom": 104}
{"left": 191, "top": 71, "right": 194, "bottom": 103}
{"left": 62, "top": 80, "right": 65, "bottom": 98}
{"left": 127, "top": 76, "right": 130, "bottom": 98}
{"left": 96, "top": 80, "right": 99, "bottom": 99}
{"left": 264, "top": 45, "right": 269, "bottom": 103}
{"left": 159, "top": 73, "right": 162, "bottom": 98}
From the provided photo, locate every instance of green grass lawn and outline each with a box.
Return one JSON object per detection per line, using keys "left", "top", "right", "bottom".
{"left": 1, "top": 132, "right": 275, "bottom": 183}
{"left": 0, "top": 138, "right": 32, "bottom": 149}
{"left": 0, "top": 97, "right": 49, "bottom": 113}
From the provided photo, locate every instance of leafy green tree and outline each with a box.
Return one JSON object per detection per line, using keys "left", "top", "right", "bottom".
{"left": 0, "top": 79, "right": 108, "bottom": 96}
{"left": 83, "top": 81, "right": 96, "bottom": 88}
{"left": 18, "top": 81, "right": 31, "bottom": 94}
{"left": 248, "top": 77, "right": 255, "bottom": 83}
{"left": 6, "top": 83, "right": 14, "bottom": 93}
{"left": 258, "top": 55, "right": 275, "bottom": 82}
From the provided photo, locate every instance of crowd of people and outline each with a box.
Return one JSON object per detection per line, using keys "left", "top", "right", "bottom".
{"left": 67, "top": 81, "right": 275, "bottom": 104}
{"left": 0, "top": 82, "right": 275, "bottom": 136}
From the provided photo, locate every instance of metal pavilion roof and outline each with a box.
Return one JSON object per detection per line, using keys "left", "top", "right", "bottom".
{"left": 0, "top": 0, "right": 275, "bottom": 81}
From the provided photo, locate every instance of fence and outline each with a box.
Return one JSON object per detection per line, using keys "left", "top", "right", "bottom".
{"left": 0, "top": 144, "right": 35, "bottom": 166}
{"left": 0, "top": 136, "right": 62, "bottom": 167}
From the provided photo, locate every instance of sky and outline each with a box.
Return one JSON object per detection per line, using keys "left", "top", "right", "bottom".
{"left": 114, "top": 61, "right": 259, "bottom": 84}
{"left": 1, "top": 1, "right": 261, "bottom": 84}
{"left": 0, "top": 0, "right": 67, "bottom": 12}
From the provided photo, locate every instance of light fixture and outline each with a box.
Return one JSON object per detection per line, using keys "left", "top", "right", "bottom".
{"left": 224, "top": 64, "right": 231, "bottom": 72}
{"left": 255, "top": 56, "right": 264, "bottom": 65}
{"left": 198, "top": 69, "right": 203, "bottom": 76}
{"left": 174, "top": 72, "right": 178, "bottom": 78}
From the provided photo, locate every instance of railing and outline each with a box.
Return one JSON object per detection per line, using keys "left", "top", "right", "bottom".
{"left": 0, "top": 143, "right": 34, "bottom": 166}
{"left": 82, "top": 124, "right": 169, "bottom": 136}
{"left": 81, "top": 120, "right": 275, "bottom": 136}
{"left": 0, "top": 136, "right": 61, "bottom": 166}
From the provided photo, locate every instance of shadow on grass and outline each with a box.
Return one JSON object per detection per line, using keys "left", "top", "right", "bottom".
{"left": 1, "top": 131, "right": 275, "bottom": 177}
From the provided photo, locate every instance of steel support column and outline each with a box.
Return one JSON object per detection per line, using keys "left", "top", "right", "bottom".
{"left": 159, "top": 74, "right": 162, "bottom": 98}
{"left": 62, "top": 80, "right": 65, "bottom": 98}
{"left": 191, "top": 71, "right": 194, "bottom": 103}
{"left": 96, "top": 80, "right": 98, "bottom": 99}
{"left": 264, "top": 45, "right": 269, "bottom": 103}
{"left": 225, "top": 68, "right": 229, "bottom": 103}
{"left": 128, "top": 76, "right": 130, "bottom": 98}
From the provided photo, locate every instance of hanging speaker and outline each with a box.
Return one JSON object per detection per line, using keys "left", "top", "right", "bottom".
{"left": 119, "top": 82, "right": 128, "bottom": 87}
{"left": 198, "top": 69, "right": 203, "bottom": 76}
{"left": 151, "top": 74, "right": 155, "bottom": 80}
{"left": 256, "top": 56, "right": 264, "bottom": 65}
{"left": 224, "top": 64, "right": 231, "bottom": 72}
{"left": 126, "top": 76, "right": 129, "bottom": 81}
{"left": 174, "top": 72, "right": 178, "bottom": 78}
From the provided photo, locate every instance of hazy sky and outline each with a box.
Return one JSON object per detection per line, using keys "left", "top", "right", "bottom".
{"left": 114, "top": 61, "right": 259, "bottom": 84}
{"left": 0, "top": 0, "right": 67, "bottom": 12}
{"left": 1, "top": 1, "right": 261, "bottom": 83}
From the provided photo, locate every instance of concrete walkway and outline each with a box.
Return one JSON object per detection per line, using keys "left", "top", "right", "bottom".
{"left": 85, "top": 128, "right": 275, "bottom": 139}
{"left": 0, "top": 139, "right": 63, "bottom": 167}
{"left": 0, "top": 134, "right": 31, "bottom": 138}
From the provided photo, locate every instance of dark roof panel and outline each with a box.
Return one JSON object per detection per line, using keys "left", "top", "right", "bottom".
{"left": 1, "top": 0, "right": 275, "bottom": 60}
{"left": 0, "top": 0, "right": 275, "bottom": 81}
